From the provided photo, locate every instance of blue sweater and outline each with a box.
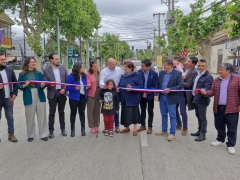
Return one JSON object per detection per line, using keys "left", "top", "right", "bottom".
{"left": 118, "top": 72, "right": 144, "bottom": 106}
{"left": 66, "top": 73, "right": 87, "bottom": 101}
{"left": 138, "top": 69, "right": 158, "bottom": 100}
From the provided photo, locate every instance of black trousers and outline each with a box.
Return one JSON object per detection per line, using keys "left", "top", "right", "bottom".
{"left": 214, "top": 105, "right": 239, "bottom": 147}
{"left": 48, "top": 91, "right": 67, "bottom": 131}
{"left": 194, "top": 103, "right": 208, "bottom": 133}
{"left": 69, "top": 94, "right": 87, "bottom": 130}
{"left": 140, "top": 98, "right": 154, "bottom": 128}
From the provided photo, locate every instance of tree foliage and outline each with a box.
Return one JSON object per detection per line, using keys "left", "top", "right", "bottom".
{"left": 228, "top": 0, "right": 240, "bottom": 37}
{"left": 90, "top": 33, "right": 134, "bottom": 62}
{"left": 167, "top": 0, "right": 227, "bottom": 65}
{"left": 0, "top": 0, "right": 100, "bottom": 69}
{"left": 137, "top": 49, "right": 153, "bottom": 61}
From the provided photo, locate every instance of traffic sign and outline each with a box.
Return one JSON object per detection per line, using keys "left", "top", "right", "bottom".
{"left": 181, "top": 50, "right": 188, "bottom": 56}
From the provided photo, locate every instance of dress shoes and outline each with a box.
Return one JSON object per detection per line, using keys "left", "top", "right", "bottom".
{"left": 28, "top": 137, "right": 33, "bottom": 142}
{"left": 49, "top": 130, "right": 54, "bottom": 139}
{"left": 81, "top": 128, "right": 86, "bottom": 136}
{"left": 71, "top": 130, "right": 75, "bottom": 137}
{"left": 61, "top": 129, "right": 67, "bottom": 136}
{"left": 41, "top": 137, "right": 48, "bottom": 141}
{"left": 195, "top": 133, "right": 206, "bottom": 142}
{"left": 191, "top": 130, "right": 200, "bottom": 137}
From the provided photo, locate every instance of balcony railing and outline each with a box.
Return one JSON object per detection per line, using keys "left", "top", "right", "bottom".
{"left": 1, "top": 37, "right": 12, "bottom": 46}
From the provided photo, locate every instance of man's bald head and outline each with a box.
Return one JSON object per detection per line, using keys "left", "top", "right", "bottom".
{"left": 107, "top": 58, "right": 116, "bottom": 70}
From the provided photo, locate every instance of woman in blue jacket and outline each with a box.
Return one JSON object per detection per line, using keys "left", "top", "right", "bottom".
{"left": 66, "top": 62, "right": 87, "bottom": 137}
{"left": 118, "top": 62, "right": 143, "bottom": 136}
{"left": 17, "top": 58, "right": 48, "bottom": 142}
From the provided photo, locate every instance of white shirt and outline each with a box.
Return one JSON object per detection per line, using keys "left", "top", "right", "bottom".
{"left": 52, "top": 66, "right": 61, "bottom": 90}
{"left": 0, "top": 69, "right": 10, "bottom": 98}
{"left": 99, "top": 67, "right": 123, "bottom": 88}
{"left": 80, "top": 76, "right": 84, "bottom": 95}
{"left": 192, "top": 70, "right": 206, "bottom": 96}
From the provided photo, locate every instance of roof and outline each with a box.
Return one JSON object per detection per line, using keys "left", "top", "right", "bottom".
{"left": 0, "top": 13, "right": 15, "bottom": 25}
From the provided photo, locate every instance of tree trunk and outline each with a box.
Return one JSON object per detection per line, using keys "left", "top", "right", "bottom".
{"left": 199, "top": 40, "right": 212, "bottom": 72}
{"left": 34, "top": 52, "right": 43, "bottom": 71}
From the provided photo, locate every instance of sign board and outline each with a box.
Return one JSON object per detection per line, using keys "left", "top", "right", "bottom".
{"left": 68, "top": 50, "right": 73, "bottom": 55}
{"left": 225, "top": 40, "right": 240, "bottom": 49}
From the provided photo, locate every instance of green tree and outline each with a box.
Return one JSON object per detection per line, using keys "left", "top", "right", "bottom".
{"left": 228, "top": 0, "right": 240, "bottom": 37}
{"left": 0, "top": 0, "right": 100, "bottom": 69}
{"left": 167, "top": 0, "right": 227, "bottom": 68}
{"left": 137, "top": 49, "right": 153, "bottom": 61}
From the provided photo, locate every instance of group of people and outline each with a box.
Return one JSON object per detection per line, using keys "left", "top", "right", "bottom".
{"left": 0, "top": 51, "right": 239, "bottom": 155}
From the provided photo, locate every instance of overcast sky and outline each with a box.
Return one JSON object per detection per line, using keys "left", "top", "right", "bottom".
{"left": 7, "top": 0, "right": 215, "bottom": 51}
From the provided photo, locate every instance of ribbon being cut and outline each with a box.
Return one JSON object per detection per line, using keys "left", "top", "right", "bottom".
{"left": 0, "top": 80, "right": 201, "bottom": 93}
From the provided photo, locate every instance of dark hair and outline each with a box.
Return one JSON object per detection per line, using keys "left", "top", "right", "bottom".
{"left": 219, "top": 63, "right": 234, "bottom": 73}
{"left": 141, "top": 59, "right": 152, "bottom": 67}
{"left": 125, "top": 62, "right": 134, "bottom": 71}
{"left": 49, "top": 53, "right": 58, "bottom": 61}
{"left": 72, "top": 62, "right": 86, "bottom": 81}
{"left": 21, "top": 57, "right": 36, "bottom": 75}
{"left": 0, "top": 52, "right": 5, "bottom": 56}
{"left": 199, "top": 59, "right": 207, "bottom": 63}
{"left": 189, "top": 56, "right": 199, "bottom": 65}
{"left": 163, "top": 59, "right": 173, "bottom": 66}
{"left": 124, "top": 60, "right": 130, "bottom": 65}
{"left": 178, "top": 56, "right": 186, "bottom": 62}
{"left": 88, "top": 61, "right": 99, "bottom": 74}
{"left": 105, "top": 79, "right": 116, "bottom": 88}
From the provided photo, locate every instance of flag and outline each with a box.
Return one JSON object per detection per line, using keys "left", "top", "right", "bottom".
{"left": 0, "top": 29, "right": 4, "bottom": 47}
{"left": 19, "top": 45, "right": 25, "bottom": 66}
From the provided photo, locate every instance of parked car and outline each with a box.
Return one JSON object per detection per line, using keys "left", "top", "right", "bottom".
{"left": 7, "top": 62, "right": 22, "bottom": 70}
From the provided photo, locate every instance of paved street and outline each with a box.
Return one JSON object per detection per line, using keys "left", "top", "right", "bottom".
{"left": 0, "top": 73, "right": 240, "bottom": 180}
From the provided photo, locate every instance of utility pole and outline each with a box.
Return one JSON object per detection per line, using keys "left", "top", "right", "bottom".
{"left": 145, "top": 40, "right": 149, "bottom": 49}
{"left": 153, "top": 29, "right": 156, "bottom": 49}
{"left": 79, "top": 37, "right": 82, "bottom": 62}
{"left": 153, "top": 13, "right": 165, "bottom": 37}
{"left": 57, "top": 16, "right": 60, "bottom": 59}
{"left": 23, "top": 34, "right": 26, "bottom": 57}
{"left": 161, "top": 0, "right": 178, "bottom": 58}
{"left": 86, "top": 39, "right": 89, "bottom": 70}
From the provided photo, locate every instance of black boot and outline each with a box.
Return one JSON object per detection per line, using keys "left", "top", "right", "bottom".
{"left": 61, "top": 129, "right": 67, "bottom": 136}
{"left": 71, "top": 129, "right": 75, "bottom": 137}
{"left": 191, "top": 130, "right": 200, "bottom": 137}
{"left": 81, "top": 126, "right": 86, "bottom": 136}
{"left": 195, "top": 133, "right": 206, "bottom": 142}
{"left": 49, "top": 130, "right": 54, "bottom": 139}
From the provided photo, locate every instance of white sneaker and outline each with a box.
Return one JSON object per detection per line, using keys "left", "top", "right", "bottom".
{"left": 211, "top": 141, "right": 224, "bottom": 146}
{"left": 228, "top": 147, "right": 235, "bottom": 155}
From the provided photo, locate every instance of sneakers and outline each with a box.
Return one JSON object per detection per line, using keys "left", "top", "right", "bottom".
{"left": 91, "top": 128, "right": 96, "bottom": 134}
{"left": 137, "top": 125, "right": 146, "bottom": 132}
{"left": 182, "top": 129, "right": 188, "bottom": 136}
{"left": 167, "top": 134, "right": 175, "bottom": 141}
{"left": 155, "top": 131, "right": 168, "bottom": 136}
{"left": 109, "top": 130, "right": 114, "bottom": 137}
{"left": 176, "top": 125, "right": 182, "bottom": 130}
{"left": 8, "top": 134, "right": 18, "bottom": 142}
{"left": 228, "top": 147, "right": 235, "bottom": 155}
{"left": 211, "top": 141, "right": 224, "bottom": 146}
{"left": 105, "top": 130, "right": 109, "bottom": 136}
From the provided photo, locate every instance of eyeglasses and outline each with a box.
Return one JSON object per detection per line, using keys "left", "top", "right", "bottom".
{"left": 0, "top": 58, "right": 6, "bottom": 61}
{"left": 29, "top": 62, "right": 36, "bottom": 64}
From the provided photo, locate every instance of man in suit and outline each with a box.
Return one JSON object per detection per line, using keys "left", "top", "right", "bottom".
{"left": 191, "top": 59, "right": 213, "bottom": 141}
{"left": 137, "top": 59, "right": 158, "bottom": 134}
{"left": 0, "top": 52, "right": 18, "bottom": 142}
{"left": 176, "top": 56, "right": 198, "bottom": 136}
{"left": 43, "top": 53, "right": 68, "bottom": 138}
{"left": 154, "top": 59, "right": 183, "bottom": 141}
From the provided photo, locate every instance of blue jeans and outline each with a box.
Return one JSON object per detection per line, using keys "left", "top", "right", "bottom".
{"left": 176, "top": 92, "right": 188, "bottom": 129}
{"left": 114, "top": 113, "right": 119, "bottom": 127}
{"left": 160, "top": 95, "right": 176, "bottom": 135}
{"left": 0, "top": 98, "right": 14, "bottom": 134}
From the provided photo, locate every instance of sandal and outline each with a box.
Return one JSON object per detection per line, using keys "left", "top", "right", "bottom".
{"left": 115, "top": 126, "right": 120, "bottom": 133}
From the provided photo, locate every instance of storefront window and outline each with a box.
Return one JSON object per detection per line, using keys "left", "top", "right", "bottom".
{"left": 0, "top": 23, "right": 11, "bottom": 38}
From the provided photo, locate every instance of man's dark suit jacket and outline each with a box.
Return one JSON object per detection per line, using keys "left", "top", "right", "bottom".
{"left": 43, "top": 65, "right": 68, "bottom": 99}
{"left": 0, "top": 67, "right": 18, "bottom": 105}
{"left": 155, "top": 69, "right": 183, "bottom": 104}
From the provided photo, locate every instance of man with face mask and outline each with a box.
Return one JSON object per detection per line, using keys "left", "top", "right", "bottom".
{"left": 43, "top": 53, "right": 68, "bottom": 138}
{"left": 0, "top": 52, "right": 18, "bottom": 142}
